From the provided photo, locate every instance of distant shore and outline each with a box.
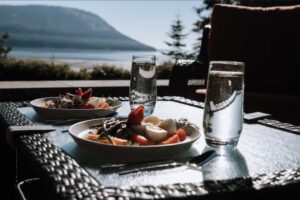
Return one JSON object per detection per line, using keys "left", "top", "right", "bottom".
{"left": 30, "top": 57, "right": 132, "bottom": 71}
{"left": 10, "top": 48, "right": 170, "bottom": 71}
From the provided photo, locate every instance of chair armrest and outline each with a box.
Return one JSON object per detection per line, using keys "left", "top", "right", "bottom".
{"left": 198, "top": 24, "right": 211, "bottom": 63}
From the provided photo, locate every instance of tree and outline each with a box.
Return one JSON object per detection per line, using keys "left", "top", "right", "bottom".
{"left": 163, "top": 16, "right": 189, "bottom": 63}
{"left": 191, "top": 0, "right": 238, "bottom": 58}
{"left": 190, "top": 4, "right": 210, "bottom": 59}
{"left": 0, "top": 33, "right": 12, "bottom": 58}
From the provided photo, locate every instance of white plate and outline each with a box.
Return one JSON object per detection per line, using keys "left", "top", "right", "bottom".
{"left": 30, "top": 97, "right": 122, "bottom": 120}
{"left": 68, "top": 118, "right": 201, "bottom": 158}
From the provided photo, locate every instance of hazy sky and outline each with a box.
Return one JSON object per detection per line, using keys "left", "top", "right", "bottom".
{"left": 0, "top": 1, "right": 202, "bottom": 50}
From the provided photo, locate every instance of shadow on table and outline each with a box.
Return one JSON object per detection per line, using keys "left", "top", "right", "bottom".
{"left": 202, "top": 147, "right": 253, "bottom": 198}
{"left": 202, "top": 147, "right": 249, "bottom": 181}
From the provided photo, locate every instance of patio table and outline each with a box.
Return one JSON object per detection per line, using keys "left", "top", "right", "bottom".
{"left": 1, "top": 96, "right": 300, "bottom": 199}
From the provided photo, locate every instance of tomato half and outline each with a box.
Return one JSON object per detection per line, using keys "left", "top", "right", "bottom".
{"left": 131, "top": 134, "right": 151, "bottom": 145}
{"left": 159, "top": 134, "right": 180, "bottom": 145}
{"left": 128, "top": 105, "right": 144, "bottom": 125}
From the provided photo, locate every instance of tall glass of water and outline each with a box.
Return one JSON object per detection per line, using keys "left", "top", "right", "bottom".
{"left": 129, "top": 55, "right": 156, "bottom": 116}
{"left": 203, "top": 61, "right": 245, "bottom": 148}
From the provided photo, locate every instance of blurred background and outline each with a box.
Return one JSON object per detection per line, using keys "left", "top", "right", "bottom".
{"left": 0, "top": 0, "right": 297, "bottom": 80}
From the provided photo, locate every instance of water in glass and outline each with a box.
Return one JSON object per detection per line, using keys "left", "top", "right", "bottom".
{"left": 129, "top": 55, "right": 156, "bottom": 115}
{"left": 203, "top": 61, "right": 244, "bottom": 148}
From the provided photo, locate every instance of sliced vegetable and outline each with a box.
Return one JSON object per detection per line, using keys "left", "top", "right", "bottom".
{"left": 85, "top": 103, "right": 95, "bottom": 109}
{"left": 128, "top": 105, "right": 144, "bottom": 125}
{"left": 176, "top": 128, "right": 187, "bottom": 141}
{"left": 98, "top": 138, "right": 111, "bottom": 144}
{"left": 79, "top": 103, "right": 86, "bottom": 109}
{"left": 159, "top": 134, "right": 180, "bottom": 145}
{"left": 99, "top": 103, "right": 109, "bottom": 108}
{"left": 109, "top": 136, "right": 128, "bottom": 145}
{"left": 131, "top": 134, "right": 151, "bottom": 145}
{"left": 79, "top": 103, "right": 95, "bottom": 109}
{"left": 82, "top": 88, "right": 93, "bottom": 100}
{"left": 76, "top": 88, "right": 83, "bottom": 96}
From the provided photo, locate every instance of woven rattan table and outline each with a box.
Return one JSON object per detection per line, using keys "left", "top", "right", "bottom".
{"left": 1, "top": 96, "right": 300, "bottom": 200}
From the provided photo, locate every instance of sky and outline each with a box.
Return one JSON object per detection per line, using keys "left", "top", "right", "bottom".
{"left": 0, "top": 0, "right": 203, "bottom": 51}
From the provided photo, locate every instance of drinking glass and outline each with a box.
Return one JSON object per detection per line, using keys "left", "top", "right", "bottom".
{"left": 203, "top": 61, "right": 245, "bottom": 148}
{"left": 129, "top": 55, "right": 156, "bottom": 116}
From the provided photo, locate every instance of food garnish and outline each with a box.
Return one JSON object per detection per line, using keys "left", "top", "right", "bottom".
{"left": 128, "top": 105, "right": 144, "bottom": 125}
{"left": 85, "top": 105, "right": 191, "bottom": 146}
{"left": 43, "top": 88, "right": 113, "bottom": 109}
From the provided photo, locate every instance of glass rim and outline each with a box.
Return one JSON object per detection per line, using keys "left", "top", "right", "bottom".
{"left": 210, "top": 61, "right": 245, "bottom": 66}
{"left": 132, "top": 55, "right": 156, "bottom": 59}
{"left": 132, "top": 55, "right": 156, "bottom": 63}
{"left": 176, "top": 59, "right": 195, "bottom": 63}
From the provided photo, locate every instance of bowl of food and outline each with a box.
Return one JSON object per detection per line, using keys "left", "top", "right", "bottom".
{"left": 69, "top": 106, "right": 201, "bottom": 158}
{"left": 30, "top": 88, "right": 122, "bottom": 120}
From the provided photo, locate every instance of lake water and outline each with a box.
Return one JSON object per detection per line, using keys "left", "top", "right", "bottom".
{"left": 10, "top": 48, "right": 171, "bottom": 70}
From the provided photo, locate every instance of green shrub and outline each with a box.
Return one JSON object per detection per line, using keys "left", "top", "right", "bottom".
{"left": 0, "top": 58, "right": 174, "bottom": 80}
{"left": 77, "top": 68, "right": 91, "bottom": 80}
{"left": 91, "top": 64, "right": 130, "bottom": 80}
{"left": 0, "top": 58, "right": 88, "bottom": 80}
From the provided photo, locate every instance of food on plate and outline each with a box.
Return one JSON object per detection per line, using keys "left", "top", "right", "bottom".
{"left": 43, "top": 88, "right": 112, "bottom": 109}
{"left": 85, "top": 105, "right": 198, "bottom": 146}
{"left": 157, "top": 119, "right": 177, "bottom": 135}
{"left": 145, "top": 125, "right": 168, "bottom": 142}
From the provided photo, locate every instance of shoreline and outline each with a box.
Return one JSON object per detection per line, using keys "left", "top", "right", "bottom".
{"left": 10, "top": 56, "right": 132, "bottom": 71}
{"left": 9, "top": 48, "right": 171, "bottom": 71}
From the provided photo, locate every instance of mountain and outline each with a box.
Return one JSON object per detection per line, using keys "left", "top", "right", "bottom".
{"left": 0, "top": 5, "right": 155, "bottom": 51}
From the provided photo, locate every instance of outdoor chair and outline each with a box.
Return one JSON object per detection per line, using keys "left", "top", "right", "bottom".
{"left": 206, "top": 4, "right": 300, "bottom": 124}
{"left": 169, "top": 3, "right": 300, "bottom": 124}
{"left": 168, "top": 25, "right": 210, "bottom": 101}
